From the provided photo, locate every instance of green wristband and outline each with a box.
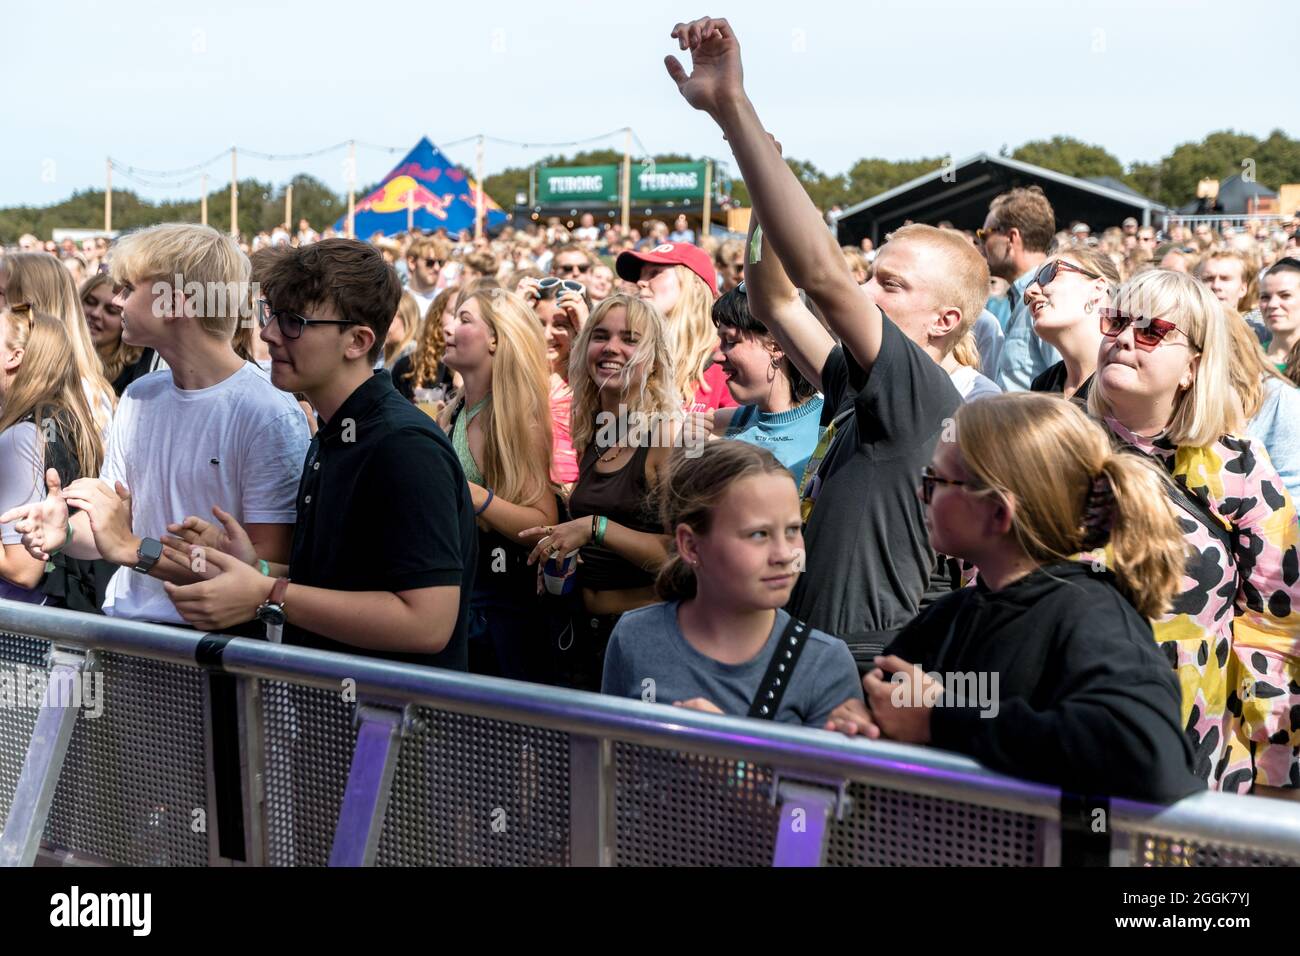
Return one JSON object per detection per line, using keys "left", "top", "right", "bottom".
{"left": 258, "top": 559, "right": 270, "bottom": 576}
{"left": 594, "top": 515, "right": 609, "bottom": 547}
{"left": 47, "top": 521, "right": 73, "bottom": 558}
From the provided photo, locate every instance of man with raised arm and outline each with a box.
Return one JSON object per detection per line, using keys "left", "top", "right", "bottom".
{"left": 666, "top": 17, "right": 988, "bottom": 651}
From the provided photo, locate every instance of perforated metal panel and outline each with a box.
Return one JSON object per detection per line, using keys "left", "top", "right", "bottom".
{"left": 613, "top": 743, "right": 779, "bottom": 866}
{"left": 377, "top": 708, "right": 570, "bottom": 866}
{"left": 0, "top": 633, "right": 49, "bottom": 825}
{"left": 825, "top": 782, "right": 1045, "bottom": 866}
{"left": 42, "top": 651, "right": 209, "bottom": 866}
{"left": 260, "top": 680, "right": 354, "bottom": 866}
{"left": 1134, "top": 835, "right": 1300, "bottom": 867}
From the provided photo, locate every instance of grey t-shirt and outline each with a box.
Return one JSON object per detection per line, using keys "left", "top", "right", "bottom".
{"left": 601, "top": 601, "right": 864, "bottom": 727}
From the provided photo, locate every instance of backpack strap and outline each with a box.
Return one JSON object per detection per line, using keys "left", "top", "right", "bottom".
{"left": 748, "top": 615, "right": 813, "bottom": 720}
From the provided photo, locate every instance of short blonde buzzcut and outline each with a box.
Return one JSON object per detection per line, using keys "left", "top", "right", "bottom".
{"left": 889, "top": 223, "right": 990, "bottom": 356}
{"left": 109, "top": 223, "right": 251, "bottom": 338}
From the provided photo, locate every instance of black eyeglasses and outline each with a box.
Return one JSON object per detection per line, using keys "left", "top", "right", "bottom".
{"left": 257, "top": 299, "right": 362, "bottom": 340}
{"left": 919, "top": 466, "right": 968, "bottom": 504}
{"left": 1030, "top": 258, "right": 1101, "bottom": 290}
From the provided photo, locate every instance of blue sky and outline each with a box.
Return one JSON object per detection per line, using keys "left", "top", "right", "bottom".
{"left": 10, "top": 0, "right": 1296, "bottom": 209}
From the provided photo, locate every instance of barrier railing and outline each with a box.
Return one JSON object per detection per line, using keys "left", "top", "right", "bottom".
{"left": 2, "top": 601, "right": 1299, "bottom": 867}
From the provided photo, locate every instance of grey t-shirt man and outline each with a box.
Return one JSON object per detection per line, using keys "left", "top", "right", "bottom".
{"left": 601, "top": 601, "right": 864, "bottom": 727}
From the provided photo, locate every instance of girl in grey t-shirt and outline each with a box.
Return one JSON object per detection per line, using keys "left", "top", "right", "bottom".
{"left": 600, "top": 441, "right": 862, "bottom": 726}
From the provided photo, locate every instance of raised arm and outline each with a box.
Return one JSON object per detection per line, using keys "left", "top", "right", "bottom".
{"left": 667, "top": 17, "right": 884, "bottom": 370}
{"left": 744, "top": 211, "right": 834, "bottom": 392}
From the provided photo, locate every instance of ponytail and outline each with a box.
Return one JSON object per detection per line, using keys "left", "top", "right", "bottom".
{"left": 1092, "top": 452, "right": 1186, "bottom": 620}
{"left": 950, "top": 330, "right": 981, "bottom": 370}
{"left": 655, "top": 552, "right": 698, "bottom": 602}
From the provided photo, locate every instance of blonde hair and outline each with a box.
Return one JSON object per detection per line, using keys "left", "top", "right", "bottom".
{"left": 438, "top": 289, "right": 554, "bottom": 509}
{"left": 109, "top": 223, "right": 251, "bottom": 339}
{"left": 3, "top": 253, "right": 115, "bottom": 432}
{"left": 79, "top": 272, "right": 143, "bottom": 385}
{"left": 661, "top": 265, "right": 719, "bottom": 401}
{"left": 568, "top": 294, "right": 680, "bottom": 456}
{"left": 1223, "top": 305, "right": 1291, "bottom": 419}
{"left": 385, "top": 292, "right": 422, "bottom": 367}
{"left": 655, "top": 440, "right": 794, "bottom": 602}
{"left": 955, "top": 393, "right": 1184, "bottom": 619}
{"left": 1088, "top": 269, "right": 1243, "bottom": 447}
{"left": 1199, "top": 248, "right": 1260, "bottom": 313}
{"left": 950, "top": 331, "right": 981, "bottom": 369}
{"left": 889, "top": 224, "right": 990, "bottom": 357}
{"left": 0, "top": 307, "right": 104, "bottom": 483}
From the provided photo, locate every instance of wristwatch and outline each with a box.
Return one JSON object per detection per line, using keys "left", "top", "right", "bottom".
{"left": 256, "top": 577, "right": 290, "bottom": 643}
{"left": 132, "top": 537, "right": 163, "bottom": 574}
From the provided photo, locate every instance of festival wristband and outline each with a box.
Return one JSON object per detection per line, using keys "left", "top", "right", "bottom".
{"left": 475, "top": 488, "right": 494, "bottom": 517}
{"left": 595, "top": 515, "right": 609, "bottom": 547}
{"left": 258, "top": 559, "right": 270, "bottom": 576}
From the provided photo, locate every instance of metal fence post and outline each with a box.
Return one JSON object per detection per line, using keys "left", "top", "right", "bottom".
{"left": 328, "top": 702, "right": 411, "bottom": 867}
{"left": 770, "top": 774, "right": 849, "bottom": 867}
{"left": 569, "top": 735, "right": 614, "bottom": 866}
{"left": 0, "top": 646, "right": 97, "bottom": 867}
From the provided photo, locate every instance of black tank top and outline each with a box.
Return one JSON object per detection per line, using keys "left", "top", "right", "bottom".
{"left": 568, "top": 441, "right": 659, "bottom": 591}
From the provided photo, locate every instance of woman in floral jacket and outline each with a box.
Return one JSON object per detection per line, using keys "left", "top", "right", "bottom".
{"left": 1088, "top": 270, "right": 1300, "bottom": 798}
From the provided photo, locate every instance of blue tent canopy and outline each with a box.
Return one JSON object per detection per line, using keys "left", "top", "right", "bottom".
{"left": 334, "top": 137, "right": 507, "bottom": 237}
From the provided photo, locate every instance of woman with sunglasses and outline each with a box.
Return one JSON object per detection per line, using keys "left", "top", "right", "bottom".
{"left": 1088, "top": 269, "right": 1300, "bottom": 798}
{"left": 518, "top": 276, "right": 591, "bottom": 489}
{"left": 824, "top": 394, "right": 1202, "bottom": 803}
{"left": 1023, "top": 246, "right": 1120, "bottom": 402}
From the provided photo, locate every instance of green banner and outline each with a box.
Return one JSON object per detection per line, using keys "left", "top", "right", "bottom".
{"left": 536, "top": 165, "right": 620, "bottom": 204}
{"left": 631, "top": 161, "right": 709, "bottom": 201}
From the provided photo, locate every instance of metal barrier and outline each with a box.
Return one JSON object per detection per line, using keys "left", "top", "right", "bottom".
{"left": 2, "top": 601, "right": 1300, "bottom": 867}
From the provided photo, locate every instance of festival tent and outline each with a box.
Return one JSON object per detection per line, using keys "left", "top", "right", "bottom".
{"left": 334, "top": 137, "right": 508, "bottom": 237}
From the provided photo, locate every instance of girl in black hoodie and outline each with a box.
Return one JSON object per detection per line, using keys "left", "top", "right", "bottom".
{"left": 826, "top": 393, "right": 1203, "bottom": 803}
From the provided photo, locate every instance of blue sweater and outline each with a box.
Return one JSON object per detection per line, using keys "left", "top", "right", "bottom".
{"left": 724, "top": 396, "right": 824, "bottom": 485}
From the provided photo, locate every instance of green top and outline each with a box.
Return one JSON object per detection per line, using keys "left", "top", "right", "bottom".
{"left": 452, "top": 395, "right": 489, "bottom": 487}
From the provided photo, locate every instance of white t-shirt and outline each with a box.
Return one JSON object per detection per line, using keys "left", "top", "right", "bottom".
{"left": 100, "top": 361, "right": 310, "bottom": 624}
{"left": 405, "top": 286, "right": 438, "bottom": 320}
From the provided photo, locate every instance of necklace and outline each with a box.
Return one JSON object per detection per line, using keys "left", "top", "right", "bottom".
{"left": 596, "top": 444, "right": 626, "bottom": 464}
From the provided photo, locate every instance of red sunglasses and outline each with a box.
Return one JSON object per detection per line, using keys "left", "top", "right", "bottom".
{"left": 1098, "top": 307, "right": 1188, "bottom": 351}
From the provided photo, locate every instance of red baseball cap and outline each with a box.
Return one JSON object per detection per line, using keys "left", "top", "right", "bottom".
{"left": 616, "top": 242, "right": 718, "bottom": 297}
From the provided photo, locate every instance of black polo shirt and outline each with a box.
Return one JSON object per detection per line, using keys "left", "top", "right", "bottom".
{"left": 285, "top": 370, "right": 476, "bottom": 670}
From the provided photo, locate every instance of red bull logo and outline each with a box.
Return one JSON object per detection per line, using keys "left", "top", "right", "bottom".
{"left": 355, "top": 175, "right": 455, "bottom": 219}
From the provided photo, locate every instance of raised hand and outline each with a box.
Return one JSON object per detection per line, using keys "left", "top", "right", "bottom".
{"left": 664, "top": 17, "right": 744, "bottom": 117}
{"left": 556, "top": 288, "right": 590, "bottom": 328}
{"left": 0, "top": 468, "right": 69, "bottom": 561}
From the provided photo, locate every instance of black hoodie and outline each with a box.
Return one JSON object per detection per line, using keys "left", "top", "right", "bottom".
{"left": 884, "top": 561, "right": 1203, "bottom": 804}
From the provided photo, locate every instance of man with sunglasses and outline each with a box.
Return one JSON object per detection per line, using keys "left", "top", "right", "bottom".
{"left": 163, "top": 238, "right": 477, "bottom": 670}
{"left": 1, "top": 223, "right": 309, "bottom": 628}
{"left": 550, "top": 244, "right": 594, "bottom": 281}
{"left": 404, "top": 235, "right": 450, "bottom": 316}
{"left": 979, "top": 187, "right": 1060, "bottom": 391}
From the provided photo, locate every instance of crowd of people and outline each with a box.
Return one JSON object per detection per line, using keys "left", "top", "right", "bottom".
{"left": 2, "top": 16, "right": 1300, "bottom": 809}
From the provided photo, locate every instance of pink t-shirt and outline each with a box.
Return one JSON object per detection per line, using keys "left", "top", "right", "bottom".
{"left": 550, "top": 377, "right": 579, "bottom": 484}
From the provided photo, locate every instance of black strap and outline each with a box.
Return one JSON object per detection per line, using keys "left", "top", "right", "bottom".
{"left": 747, "top": 616, "right": 812, "bottom": 720}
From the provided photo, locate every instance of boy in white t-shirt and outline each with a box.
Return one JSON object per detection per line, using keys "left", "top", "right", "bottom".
{"left": 1, "top": 223, "right": 309, "bottom": 625}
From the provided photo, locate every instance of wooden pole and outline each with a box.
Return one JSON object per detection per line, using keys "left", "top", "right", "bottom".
{"left": 701, "top": 160, "right": 713, "bottom": 243}
{"left": 474, "top": 135, "right": 485, "bottom": 240}
{"left": 200, "top": 173, "right": 208, "bottom": 226}
{"left": 620, "top": 127, "right": 631, "bottom": 234}
{"left": 230, "top": 147, "right": 239, "bottom": 238}
{"left": 105, "top": 159, "right": 112, "bottom": 234}
{"left": 347, "top": 140, "right": 356, "bottom": 239}
{"left": 285, "top": 183, "right": 293, "bottom": 234}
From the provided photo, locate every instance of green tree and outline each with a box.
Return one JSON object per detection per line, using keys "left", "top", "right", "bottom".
{"left": 1011, "top": 137, "right": 1126, "bottom": 181}
{"left": 1138, "top": 130, "right": 1260, "bottom": 206}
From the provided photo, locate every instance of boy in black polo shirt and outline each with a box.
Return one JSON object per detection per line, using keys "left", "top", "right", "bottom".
{"left": 163, "top": 239, "right": 476, "bottom": 669}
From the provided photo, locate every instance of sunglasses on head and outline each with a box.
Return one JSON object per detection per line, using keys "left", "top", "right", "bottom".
{"left": 538, "top": 277, "right": 585, "bottom": 296}
{"left": 1098, "top": 307, "right": 1187, "bottom": 351}
{"left": 1031, "top": 259, "right": 1101, "bottom": 289}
